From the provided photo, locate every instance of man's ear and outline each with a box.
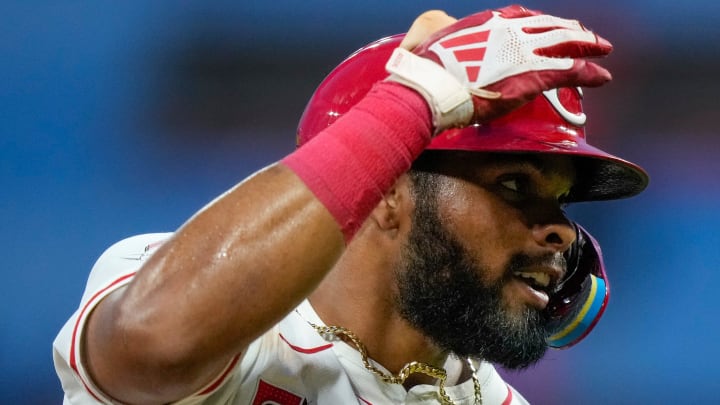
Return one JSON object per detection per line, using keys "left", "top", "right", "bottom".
{"left": 369, "top": 174, "right": 412, "bottom": 234}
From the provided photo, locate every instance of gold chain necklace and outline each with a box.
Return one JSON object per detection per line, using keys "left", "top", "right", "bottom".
{"left": 310, "top": 323, "right": 482, "bottom": 405}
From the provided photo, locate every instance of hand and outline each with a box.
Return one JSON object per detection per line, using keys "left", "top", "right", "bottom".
{"left": 388, "top": 5, "right": 613, "bottom": 127}
{"left": 399, "top": 10, "right": 458, "bottom": 51}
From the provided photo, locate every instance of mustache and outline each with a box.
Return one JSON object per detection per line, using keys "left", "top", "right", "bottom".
{"left": 507, "top": 252, "right": 567, "bottom": 272}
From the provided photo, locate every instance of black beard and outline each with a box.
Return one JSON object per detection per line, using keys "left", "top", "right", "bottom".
{"left": 395, "top": 194, "right": 549, "bottom": 370}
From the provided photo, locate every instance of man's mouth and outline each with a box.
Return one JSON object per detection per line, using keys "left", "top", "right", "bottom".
{"left": 512, "top": 270, "right": 555, "bottom": 293}
{"left": 507, "top": 255, "right": 567, "bottom": 309}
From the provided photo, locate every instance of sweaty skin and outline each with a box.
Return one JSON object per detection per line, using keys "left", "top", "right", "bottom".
{"left": 83, "top": 12, "right": 458, "bottom": 405}
{"left": 84, "top": 166, "right": 343, "bottom": 403}
{"left": 80, "top": 10, "right": 596, "bottom": 404}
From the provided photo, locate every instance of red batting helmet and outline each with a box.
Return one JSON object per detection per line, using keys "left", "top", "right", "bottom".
{"left": 297, "top": 34, "right": 649, "bottom": 202}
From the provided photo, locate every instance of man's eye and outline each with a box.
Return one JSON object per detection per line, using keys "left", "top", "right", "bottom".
{"left": 501, "top": 179, "right": 521, "bottom": 192}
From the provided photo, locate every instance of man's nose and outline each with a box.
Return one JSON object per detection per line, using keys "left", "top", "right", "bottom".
{"left": 532, "top": 219, "right": 576, "bottom": 253}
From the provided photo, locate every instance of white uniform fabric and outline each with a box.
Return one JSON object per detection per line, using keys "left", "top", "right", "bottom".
{"left": 54, "top": 233, "right": 530, "bottom": 405}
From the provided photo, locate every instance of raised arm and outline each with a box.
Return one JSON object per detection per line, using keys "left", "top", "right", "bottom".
{"left": 84, "top": 165, "right": 346, "bottom": 403}
{"left": 78, "top": 7, "right": 613, "bottom": 404}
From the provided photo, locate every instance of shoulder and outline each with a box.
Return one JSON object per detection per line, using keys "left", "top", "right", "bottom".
{"left": 79, "top": 233, "right": 172, "bottom": 300}
{"left": 91, "top": 233, "right": 172, "bottom": 275}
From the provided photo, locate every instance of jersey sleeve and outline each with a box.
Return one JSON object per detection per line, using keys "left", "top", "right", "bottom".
{"left": 53, "top": 233, "right": 172, "bottom": 404}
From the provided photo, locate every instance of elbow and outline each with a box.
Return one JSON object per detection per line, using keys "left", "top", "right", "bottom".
{"left": 85, "top": 289, "right": 233, "bottom": 404}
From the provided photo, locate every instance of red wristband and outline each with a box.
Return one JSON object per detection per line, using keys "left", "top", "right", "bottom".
{"left": 282, "top": 81, "right": 432, "bottom": 241}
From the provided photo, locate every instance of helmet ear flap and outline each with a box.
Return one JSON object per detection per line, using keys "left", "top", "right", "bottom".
{"left": 545, "top": 223, "right": 609, "bottom": 348}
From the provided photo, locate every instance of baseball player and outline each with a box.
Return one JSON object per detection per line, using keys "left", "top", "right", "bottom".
{"left": 54, "top": 6, "right": 648, "bottom": 405}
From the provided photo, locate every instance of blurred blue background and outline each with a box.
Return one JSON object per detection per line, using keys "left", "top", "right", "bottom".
{"left": 2, "top": 1, "right": 719, "bottom": 403}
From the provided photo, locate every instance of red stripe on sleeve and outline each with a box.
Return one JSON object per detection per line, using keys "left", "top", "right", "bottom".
{"left": 198, "top": 354, "right": 242, "bottom": 395}
{"left": 69, "top": 272, "right": 137, "bottom": 400}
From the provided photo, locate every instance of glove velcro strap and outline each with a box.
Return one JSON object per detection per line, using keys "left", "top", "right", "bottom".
{"left": 385, "top": 47, "right": 473, "bottom": 131}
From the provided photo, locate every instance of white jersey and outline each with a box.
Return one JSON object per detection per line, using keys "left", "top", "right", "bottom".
{"left": 54, "top": 234, "right": 530, "bottom": 405}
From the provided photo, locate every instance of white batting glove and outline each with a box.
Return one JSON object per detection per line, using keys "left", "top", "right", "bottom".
{"left": 386, "top": 5, "right": 613, "bottom": 131}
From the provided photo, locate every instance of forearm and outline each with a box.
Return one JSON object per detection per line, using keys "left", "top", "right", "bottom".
{"left": 82, "top": 76, "right": 434, "bottom": 403}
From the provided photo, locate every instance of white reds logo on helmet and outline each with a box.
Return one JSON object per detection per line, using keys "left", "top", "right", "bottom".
{"left": 542, "top": 88, "right": 587, "bottom": 127}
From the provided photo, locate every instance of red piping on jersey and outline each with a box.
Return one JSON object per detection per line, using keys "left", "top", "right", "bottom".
{"left": 145, "top": 240, "right": 165, "bottom": 251}
{"left": 198, "top": 353, "right": 242, "bottom": 395}
{"left": 501, "top": 385, "right": 514, "bottom": 405}
{"left": 69, "top": 268, "right": 240, "bottom": 400}
{"left": 278, "top": 333, "right": 333, "bottom": 354}
{"left": 358, "top": 396, "right": 373, "bottom": 404}
{"left": 69, "top": 271, "right": 137, "bottom": 401}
